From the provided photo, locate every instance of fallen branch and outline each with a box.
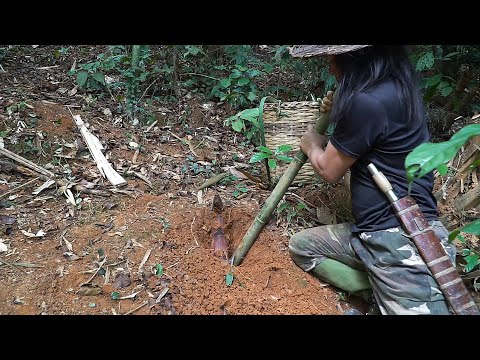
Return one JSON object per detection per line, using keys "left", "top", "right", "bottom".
{"left": 454, "top": 183, "right": 480, "bottom": 211}
{"left": 190, "top": 216, "right": 199, "bottom": 246}
{"left": 197, "top": 172, "right": 227, "bottom": 190}
{"left": 0, "top": 177, "right": 40, "bottom": 200}
{"left": 169, "top": 131, "right": 199, "bottom": 158}
{"left": 155, "top": 287, "right": 169, "bottom": 303}
{"left": 70, "top": 112, "right": 127, "bottom": 187}
{"left": 0, "top": 258, "right": 28, "bottom": 273}
{"left": 138, "top": 249, "right": 152, "bottom": 271}
{"left": 124, "top": 301, "right": 148, "bottom": 315}
{"left": 130, "top": 171, "right": 153, "bottom": 187}
{"left": 32, "top": 179, "right": 56, "bottom": 196}
{"left": 12, "top": 262, "right": 44, "bottom": 268}
{"left": 0, "top": 147, "right": 55, "bottom": 178}
{"left": 81, "top": 257, "right": 107, "bottom": 286}
{"left": 144, "top": 119, "right": 158, "bottom": 133}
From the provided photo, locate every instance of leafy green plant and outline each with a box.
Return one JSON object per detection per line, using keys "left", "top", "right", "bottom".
{"left": 6, "top": 101, "right": 27, "bottom": 116}
{"left": 277, "top": 200, "right": 306, "bottom": 224}
{"left": 249, "top": 144, "right": 293, "bottom": 171}
{"left": 412, "top": 46, "right": 459, "bottom": 103}
{"left": 53, "top": 46, "right": 70, "bottom": 60}
{"left": 405, "top": 123, "right": 480, "bottom": 274}
{"left": 218, "top": 174, "right": 238, "bottom": 186}
{"left": 233, "top": 183, "right": 248, "bottom": 198}
{"left": 211, "top": 64, "right": 263, "bottom": 109}
{"left": 405, "top": 124, "right": 480, "bottom": 182}
{"left": 75, "top": 65, "right": 107, "bottom": 91}
{"left": 181, "top": 155, "right": 213, "bottom": 176}
{"left": 226, "top": 107, "right": 260, "bottom": 141}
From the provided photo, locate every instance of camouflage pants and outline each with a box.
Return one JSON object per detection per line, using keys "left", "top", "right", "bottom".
{"left": 289, "top": 221, "right": 456, "bottom": 315}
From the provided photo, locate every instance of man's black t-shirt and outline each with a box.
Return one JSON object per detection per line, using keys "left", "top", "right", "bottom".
{"left": 329, "top": 78, "right": 438, "bottom": 233}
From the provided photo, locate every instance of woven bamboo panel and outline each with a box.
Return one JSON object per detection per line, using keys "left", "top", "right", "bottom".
{"left": 263, "top": 101, "right": 320, "bottom": 185}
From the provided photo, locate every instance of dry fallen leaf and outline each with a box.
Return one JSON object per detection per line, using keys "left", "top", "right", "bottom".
{"left": 114, "top": 273, "right": 131, "bottom": 289}
{"left": 21, "top": 229, "right": 46, "bottom": 238}
{"left": 0, "top": 215, "right": 16, "bottom": 225}
{"left": 77, "top": 284, "right": 102, "bottom": 296}
{"left": 0, "top": 241, "right": 8, "bottom": 252}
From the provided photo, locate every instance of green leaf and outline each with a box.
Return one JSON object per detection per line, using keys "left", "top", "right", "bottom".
{"left": 438, "top": 81, "right": 450, "bottom": 90}
{"left": 249, "top": 152, "right": 270, "bottom": 163}
{"left": 441, "top": 86, "right": 453, "bottom": 97}
{"left": 226, "top": 272, "right": 234, "bottom": 286}
{"left": 459, "top": 219, "right": 480, "bottom": 235}
{"left": 91, "top": 72, "right": 105, "bottom": 85}
{"left": 443, "top": 52, "right": 459, "bottom": 59}
{"left": 278, "top": 202, "right": 288, "bottom": 213}
{"left": 462, "top": 249, "right": 471, "bottom": 257}
{"left": 416, "top": 51, "right": 434, "bottom": 71}
{"left": 220, "top": 78, "right": 232, "bottom": 88}
{"left": 263, "top": 63, "right": 273, "bottom": 73}
{"left": 405, "top": 124, "right": 480, "bottom": 182}
{"left": 246, "top": 69, "right": 262, "bottom": 78}
{"left": 268, "top": 159, "right": 277, "bottom": 170}
{"left": 76, "top": 71, "right": 89, "bottom": 88}
{"left": 231, "top": 119, "right": 244, "bottom": 132}
{"left": 247, "top": 92, "right": 257, "bottom": 102}
{"left": 276, "top": 155, "right": 292, "bottom": 163}
{"left": 426, "top": 74, "right": 442, "bottom": 88}
{"left": 156, "top": 263, "right": 163, "bottom": 277}
{"left": 239, "top": 108, "right": 259, "bottom": 119}
{"left": 111, "top": 292, "right": 120, "bottom": 300}
{"left": 237, "top": 77, "right": 250, "bottom": 86}
{"left": 257, "top": 146, "right": 273, "bottom": 155}
{"left": 437, "top": 163, "right": 448, "bottom": 176}
{"left": 449, "top": 219, "right": 480, "bottom": 242}
{"left": 464, "top": 253, "right": 479, "bottom": 273}
{"left": 276, "top": 144, "right": 293, "bottom": 154}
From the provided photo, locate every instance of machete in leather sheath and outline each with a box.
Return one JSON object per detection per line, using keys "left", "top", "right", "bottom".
{"left": 367, "top": 163, "right": 479, "bottom": 315}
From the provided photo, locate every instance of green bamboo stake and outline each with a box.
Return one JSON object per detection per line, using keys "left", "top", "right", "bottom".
{"left": 232, "top": 109, "right": 331, "bottom": 266}
{"left": 128, "top": 45, "right": 148, "bottom": 119}
{"left": 131, "top": 45, "right": 142, "bottom": 70}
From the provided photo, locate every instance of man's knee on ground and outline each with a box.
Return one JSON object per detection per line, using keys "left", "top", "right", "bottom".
{"left": 289, "top": 231, "right": 305, "bottom": 253}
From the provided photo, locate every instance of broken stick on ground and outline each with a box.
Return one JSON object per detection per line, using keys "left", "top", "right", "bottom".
{"left": 0, "top": 147, "right": 55, "bottom": 179}
{"left": 71, "top": 113, "right": 127, "bottom": 187}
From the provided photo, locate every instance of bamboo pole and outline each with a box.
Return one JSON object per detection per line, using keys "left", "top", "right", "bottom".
{"left": 131, "top": 45, "right": 142, "bottom": 71}
{"left": 127, "top": 45, "right": 148, "bottom": 118}
{"left": 232, "top": 110, "right": 331, "bottom": 266}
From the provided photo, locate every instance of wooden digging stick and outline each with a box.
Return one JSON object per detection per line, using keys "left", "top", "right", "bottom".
{"left": 232, "top": 110, "right": 331, "bottom": 266}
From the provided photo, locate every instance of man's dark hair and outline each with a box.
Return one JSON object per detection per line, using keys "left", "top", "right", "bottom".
{"left": 330, "top": 45, "right": 424, "bottom": 127}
